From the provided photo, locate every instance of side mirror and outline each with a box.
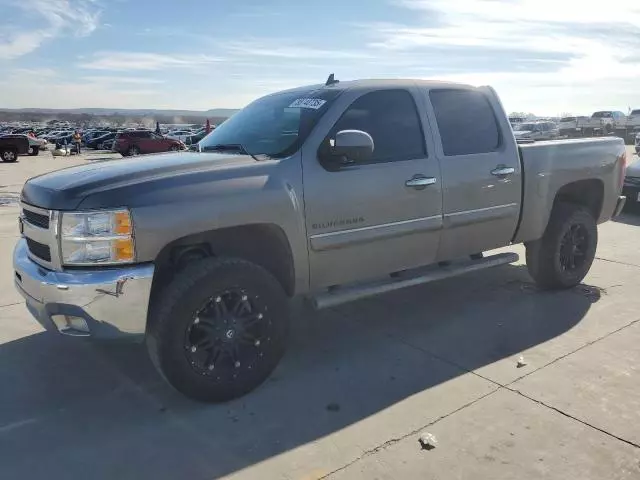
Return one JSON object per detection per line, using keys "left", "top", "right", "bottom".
{"left": 330, "top": 129, "right": 374, "bottom": 164}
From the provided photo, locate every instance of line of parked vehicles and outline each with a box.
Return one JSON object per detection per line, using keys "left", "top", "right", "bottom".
{"left": 510, "top": 110, "right": 640, "bottom": 153}
{"left": 0, "top": 123, "right": 216, "bottom": 161}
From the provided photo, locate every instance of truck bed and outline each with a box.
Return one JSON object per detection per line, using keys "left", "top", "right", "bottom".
{"left": 515, "top": 137, "right": 625, "bottom": 244}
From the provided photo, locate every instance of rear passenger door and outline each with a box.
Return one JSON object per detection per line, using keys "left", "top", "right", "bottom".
{"left": 425, "top": 87, "right": 522, "bottom": 260}
{"left": 136, "top": 131, "right": 155, "bottom": 153}
{"left": 150, "top": 132, "right": 170, "bottom": 152}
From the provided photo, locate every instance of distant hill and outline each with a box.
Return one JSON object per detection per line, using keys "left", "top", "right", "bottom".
{"left": 0, "top": 107, "right": 240, "bottom": 117}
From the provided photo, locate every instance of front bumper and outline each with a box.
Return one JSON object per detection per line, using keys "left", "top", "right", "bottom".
{"left": 13, "top": 239, "right": 154, "bottom": 339}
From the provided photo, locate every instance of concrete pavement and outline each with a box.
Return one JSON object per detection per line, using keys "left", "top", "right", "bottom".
{"left": 0, "top": 148, "right": 638, "bottom": 479}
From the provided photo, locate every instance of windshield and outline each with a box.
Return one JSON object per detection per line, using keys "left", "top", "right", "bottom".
{"left": 516, "top": 123, "right": 537, "bottom": 131}
{"left": 198, "top": 88, "right": 341, "bottom": 158}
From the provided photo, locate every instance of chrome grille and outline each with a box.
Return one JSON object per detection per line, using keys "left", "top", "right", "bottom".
{"left": 20, "top": 203, "right": 60, "bottom": 270}
{"left": 22, "top": 209, "right": 49, "bottom": 229}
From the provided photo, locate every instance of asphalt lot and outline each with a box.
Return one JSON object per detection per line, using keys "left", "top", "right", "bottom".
{"left": 0, "top": 147, "right": 639, "bottom": 480}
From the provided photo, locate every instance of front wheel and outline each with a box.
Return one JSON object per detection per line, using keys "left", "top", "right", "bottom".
{"left": 128, "top": 145, "right": 140, "bottom": 156}
{"left": 28, "top": 146, "right": 39, "bottom": 156}
{"left": 0, "top": 148, "right": 17, "bottom": 162}
{"left": 169, "top": 145, "right": 180, "bottom": 152}
{"left": 526, "top": 203, "right": 597, "bottom": 290}
{"left": 146, "top": 257, "right": 289, "bottom": 402}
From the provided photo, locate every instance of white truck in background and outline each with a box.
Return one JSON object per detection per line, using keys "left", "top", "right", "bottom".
{"left": 576, "top": 111, "right": 627, "bottom": 136}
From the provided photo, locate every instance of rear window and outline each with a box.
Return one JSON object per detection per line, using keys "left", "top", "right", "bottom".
{"left": 430, "top": 89, "right": 500, "bottom": 156}
{"left": 630, "top": 110, "right": 640, "bottom": 115}
{"left": 560, "top": 117, "right": 576, "bottom": 122}
{"left": 592, "top": 112, "right": 612, "bottom": 118}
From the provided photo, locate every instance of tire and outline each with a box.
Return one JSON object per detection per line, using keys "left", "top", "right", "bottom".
{"left": 0, "top": 148, "right": 17, "bottom": 163}
{"left": 526, "top": 203, "right": 597, "bottom": 290}
{"left": 169, "top": 145, "right": 180, "bottom": 152}
{"left": 128, "top": 145, "right": 140, "bottom": 156}
{"left": 28, "top": 146, "right": 39, "bottom": 156}
{"left": 146, "top": 257, "right": 289, "bottom": 402}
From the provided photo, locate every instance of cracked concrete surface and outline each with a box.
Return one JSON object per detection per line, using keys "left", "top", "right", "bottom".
{"left": 0, "top": 149, "right": 639, "bottom": 479}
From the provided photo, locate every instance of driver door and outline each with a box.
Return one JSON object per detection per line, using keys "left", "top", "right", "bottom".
{"left": 301, "top": 87, "right": 443, "bottom": 289}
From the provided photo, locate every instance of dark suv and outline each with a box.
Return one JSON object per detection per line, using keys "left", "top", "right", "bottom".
{"left": 113, "top": 130, "right": 184, "bottom": 156}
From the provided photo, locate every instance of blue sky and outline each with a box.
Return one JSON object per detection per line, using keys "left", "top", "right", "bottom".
{"left": 1, "top": 0, "right": 640, "bottom": 115}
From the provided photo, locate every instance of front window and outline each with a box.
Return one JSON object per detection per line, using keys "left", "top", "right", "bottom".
{"left": 198, "top": 88, "right": 341, "bottom": 158}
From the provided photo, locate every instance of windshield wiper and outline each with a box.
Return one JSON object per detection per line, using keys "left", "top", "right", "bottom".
{"left": 200, "top": 143, "right": 263, "bottom": 161}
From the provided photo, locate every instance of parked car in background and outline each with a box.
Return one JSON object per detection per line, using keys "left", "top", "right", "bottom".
{"left": 83, "top": 130, "right": 110, "bottom": 144}
{"left": 577, "top": 111, "right": 627, "bottom": 135}
{"left": 558, "top": 116, "right": 589, "bottom": 137}
{"left": 635, "top": 132, "right": 640, "bottom": 154}
{"left": 513, "top": 121, "right": 559, "bottom": 141}
{"left": 166, "top": 130, "right": 195, "bottom": 143}
{"left": 113, "top": 130, "right": 185, "bottom": 156}
{"left": 86, "top": 132, "right": 117, "bottom": 149}
{"left": 0, "top": 134, "right": 29, "bottom": 162}
{"left": 184, "top": 130, "right": 208, "bottom": 147}
{"left": 26, "top": 135, "right": 47, "bottom": 155}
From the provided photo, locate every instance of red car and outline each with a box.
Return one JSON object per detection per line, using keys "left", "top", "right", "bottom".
{"left": 113, "top": 130, "right": 185, "bottom": 156}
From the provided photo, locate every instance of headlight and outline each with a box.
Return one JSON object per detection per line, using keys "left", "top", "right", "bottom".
{"left": 60, "top": 209, "right": 135, "bottom": 265}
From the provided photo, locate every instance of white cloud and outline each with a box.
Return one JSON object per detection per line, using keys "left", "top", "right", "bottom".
{"left": 361, "top": 0, "right": 640, "bottom": 114}
{"left": 82, "top": 52, "right": 223, "bottom": 71}
{"left": 226, "top": 41, "right": 373, "bottom": 60}
{"left": 0, "top": 0, "right": 101, "bottom": 59}
{"left": 82, "top": 75, "right": 165, "bottom": 85}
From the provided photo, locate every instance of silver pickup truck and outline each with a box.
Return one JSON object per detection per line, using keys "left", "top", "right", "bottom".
{"left": 13, "top": 78, "right": 627, "bottom": 402}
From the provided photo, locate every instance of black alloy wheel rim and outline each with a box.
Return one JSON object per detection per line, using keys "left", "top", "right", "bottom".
{"left": 559, "top": 224, "right": 588, "bottom": 271}
{"left": 184, "top": 288, "right": 273, "bottom": 380}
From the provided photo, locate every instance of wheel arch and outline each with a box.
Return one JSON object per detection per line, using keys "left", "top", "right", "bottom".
{"left": 148, "top": 223, "right": 296, "bottom": 325}
{"left": 552, "top": 179, "right": 604, "bottom": 220}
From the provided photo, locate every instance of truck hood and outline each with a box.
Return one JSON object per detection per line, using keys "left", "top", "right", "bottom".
{"left": 22, "top": 152, "right": 263, "bottom": 210}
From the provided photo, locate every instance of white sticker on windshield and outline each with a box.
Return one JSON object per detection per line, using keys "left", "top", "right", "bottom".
{"left": 288, "top": 98, "right": 327, "bottom": 110}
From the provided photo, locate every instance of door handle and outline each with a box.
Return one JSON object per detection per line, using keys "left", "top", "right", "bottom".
{"left": 491, "top": 166, "right": 515, "bottom": 176}
{"left": 405, "top": 176, "right": 437, "bottom": 188}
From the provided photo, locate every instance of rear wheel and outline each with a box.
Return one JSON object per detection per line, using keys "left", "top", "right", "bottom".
{"left": 0, "top": 148, "right": 17, "bottom": 162}
{"left": 147, "top": 257, "right": 289, "bottom": 402}
{"left": 128, "top": 145, "right": 140, "bottom": 156}
{"left": 526, "top": 203, "right": 597, "bottom": 290}
{"left": 28, "top": 146, "right": 39, "bottom": 156}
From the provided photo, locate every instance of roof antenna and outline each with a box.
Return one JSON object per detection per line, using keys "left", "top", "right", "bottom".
{"left": 325, "top": 73, "right": 339, "bottom": 86}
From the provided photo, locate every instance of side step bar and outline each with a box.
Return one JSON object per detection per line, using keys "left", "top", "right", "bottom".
{"left": 310, "top": 252, "right": 519, "bottom": 310}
